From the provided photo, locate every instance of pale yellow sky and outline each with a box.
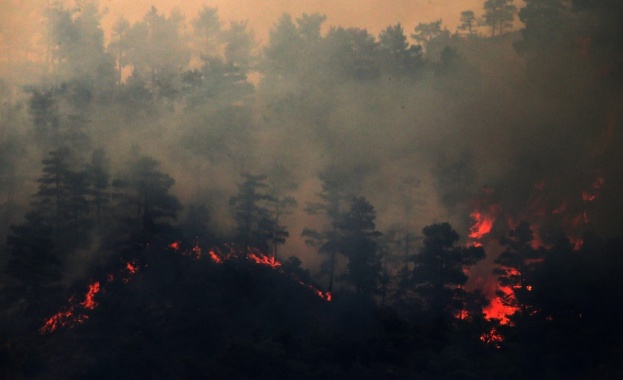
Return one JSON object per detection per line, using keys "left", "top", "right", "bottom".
{"left": 99, "top": 0, "right": 502, "bottom": 43}
{"left": 0, "top": 0, "right": 524, "bottom": 73}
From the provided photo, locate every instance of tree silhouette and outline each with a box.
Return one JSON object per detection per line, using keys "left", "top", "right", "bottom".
{"left": 483, "top": 0, "right": 517, "bottom": 37}
{"left": 337, "top": 197, "right": 382, "bottom": 297}
{"left": 302, "top": 170, "right": 349, "bottom": 292}
{"left": 411, "top": 223, "right": 485, "bottom": 319}
{"left": 493, "top": 221, "right": 543, "bottom": 318}
{"left": 85, "top": 149, "right": 110, "bottom": 232}
{"left": 411, "top": 20, "right": 444, "bottom": 47}
{"left": 32, "top": 147, "right": 91, "bottom": 250}
{"left": 378, "top": 23, "right": 422, "bottom": 75}
{"left": 5, "top": 211, "right": 60, "bottom": 294}
{"left": 322, "top": 27, "right": 380, "bottom": 80}
{"left": 458, "top": 10, "right": 478, "bottom": 37}
{"left": 230, "top": 173, "right": 280, "bottom": 254}
{"left": 112, "top": 155, "right": 181, "bottom": 256}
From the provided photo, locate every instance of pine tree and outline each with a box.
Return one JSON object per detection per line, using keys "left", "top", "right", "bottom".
{"left": 112, "top": 155, "right": 181, "bottom": 256}
{"left": 338, "top": 196, "right": 382, "bottom": 297}
{"left": 229, "top": 173, "right": 279, "bottom": 254}
{"left": 493, "top": 221, "right": 543, "bottom": 318}
{"left": 411, "top": 223, "right": 485, "bottom": 319}
{"left": 5, "top": 211, "right": 61, "bottom": 293}
{"left": 302, "top": 170, "right": 349, "bottom": 292}
{"left": 483, "top": 0, "right": 517, "bottom": 37}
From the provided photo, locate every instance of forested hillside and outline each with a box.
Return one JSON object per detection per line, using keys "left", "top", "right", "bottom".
{"left": 2, "top": 0, "right": 623, "bottom": 378}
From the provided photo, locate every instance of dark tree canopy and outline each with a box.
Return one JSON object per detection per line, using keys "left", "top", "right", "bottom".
{"left": 493, "top": 221, "right": 544, "bottom": 318}
{"left": 411, "top": 223, "right": 485, "bottom": 318}
{"left": 230, "top": 173, "right": 283, "bottom": 254}
{"left": 337, "top": 196, "right": 382, "bottom": 296}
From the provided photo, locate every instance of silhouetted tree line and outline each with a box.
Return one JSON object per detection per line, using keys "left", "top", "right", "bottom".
{"left": 4, "top": 155, "right": 623, "bottom": 378}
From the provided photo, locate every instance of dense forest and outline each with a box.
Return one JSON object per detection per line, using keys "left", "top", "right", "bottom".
{"left": 1, "top": 0, "right": 623, "bottom": 378}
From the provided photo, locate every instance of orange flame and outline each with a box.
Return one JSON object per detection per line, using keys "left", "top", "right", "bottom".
{"left": 80, "top": 282, "right": 100, "bottom": 309}
{"left": 170, "top": 242, "right": 330, "bottom": 302}
{"left": 468, "top": 205, "right": 500, "bottom": 246}
{"left": 248, "top": 252, "right": 281, "bottom": 268}
{"left": 126, "top": 262, "right": 138, "bottom": 274}
{"left": 40, "top": 281, "right": 101, "bottom": 334}
{"left": 483, "top": 287, "right": 515, "bottom": 325}
{"left": 40, "top": 309, "right": 75, "bottom": 334}
{"left": 480, "top": 325, "right": 504, "bottom": 347}
{"left": 208, "top": 249, "right": 223, "bottom": 264}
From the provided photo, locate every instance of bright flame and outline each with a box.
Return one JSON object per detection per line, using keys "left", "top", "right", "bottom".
{"left": 40, "top": 309, "right": 75, "bottom": 335}
{"left": 248, "top": 252, "right": 281, "bottom": 268}
{"left": 126, "top": 262, "right": 138, "bottom": 274}
{"left": 80, "top": 282, "right": 100, "bottom": 309}
{"left": 40, "top": 281, "right": 101, "bottom": 334}
{"left": 208, "top": 249, "right": 223, "bottom": 264}
{"left": 468, "top": 205, "right": 500, "bottom": 246}
{"left": 483, "top": 290, "right": 515, "bottom": 325}
{"left": 170, "top": 242, "right": 330, "bottom": 302}
{"left": 480, "top": 325, "right": 504, "bottom": 347}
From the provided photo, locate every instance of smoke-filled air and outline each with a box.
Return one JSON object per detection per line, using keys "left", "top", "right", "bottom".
{"left": 1, "top": 0, "right": 623, "bottom": 378}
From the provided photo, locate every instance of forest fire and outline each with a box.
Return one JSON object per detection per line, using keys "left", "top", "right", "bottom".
{"left": 40, "top": 281, "right": 101, "bottom": 334}
{"left": 248, "top": 252, "right": 281, "bottom": 268}
{"left": 80, "top": 282, "right": 100, "bottom": 309}
{"left": 464, "top": 177, "right": 603, "bottom": 324}
{"left": 41, "top": 261, "right": 142, "bottom": 334}
{"left": 170, "top": 242, "right": 331, "bottom": 301}
{"left": 208, "top": 249, "right": 223, "bottom": 264}
{"left": 483, "top": 287, "right": 515, "bottom": 324}
{"left": 468, "top": 204, "right": 501, "bottom": 246}
{"left": 126, "top": 262, "right": 138, "bottom": 274}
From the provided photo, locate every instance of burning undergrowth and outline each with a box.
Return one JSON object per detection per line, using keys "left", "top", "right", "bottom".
{"left": 40, "top": 243, "right": 330, "bottom": 335}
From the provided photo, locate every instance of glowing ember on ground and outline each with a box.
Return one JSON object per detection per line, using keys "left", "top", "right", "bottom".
{"left": 122, "top": 261, "right": 140, "bottom": 283}
{"left": 80, "top": 282, "right": 100, "bottom": 309}
{"left": 208, "top": 249, "right": 223, "bottom": 264}
{"left": 40, "top": 309, "right": 75, "bottom": 335}
{"left": 41, "top": 258, "right": 144, "bottom": 334}
{"left": 480, "top": 326, "right": 504, "bottom": 347}
{"left": 248, "top": 252, "right": 281, "bottom": 268}
{"left": 170, "top": 242, "right": 331, "bottom": 301}
{"left": 126, "top": 262, "right": 138, "bottom": 274}
{"left": 570, "top": 236, "right": 584, "bottom": 250}
{"left": 40, "top": 281, "right": 101, "bottom": 334}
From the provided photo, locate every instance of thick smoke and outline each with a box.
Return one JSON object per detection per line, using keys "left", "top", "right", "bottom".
{"left": 0, "top": 0, "right": 622, "bottom": 279}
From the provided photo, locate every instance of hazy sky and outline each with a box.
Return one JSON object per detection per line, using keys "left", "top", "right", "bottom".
{"left": 99, "top": 0, "right": 494, "bottom": 43}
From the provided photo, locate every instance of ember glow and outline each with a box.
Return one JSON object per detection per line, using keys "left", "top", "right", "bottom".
{"left": 248, "top": 252, "right": 281, "bottom": 268}
{"left": 208, "top": 249, "right": 223, "bottom": 264}
{"left": 122, "top": 260, "right": 141, "bottom": 283}
{"left": 80, "top": 282, "right": 100, "bottom": 309}
{"left": 483, "top": 287, "right": 515, "bottom": 325}
{"left": 170, "top": 243, "right": 331, "bottom": 301}
{"left": 126, "top": 262, "right": 138, "bottom": 274}
{"left": 41, "top": 260, "right": 142, "bottom": 334}
{"left": 40, "top": 281, "right": 101, "bottom": 334}
{"left": 468, "top": 204, "right": 501, "bottom": 247}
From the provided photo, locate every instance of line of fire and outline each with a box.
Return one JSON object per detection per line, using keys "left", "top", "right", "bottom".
{"left": 2, "top": 0, "right": 623, "bottom": 378}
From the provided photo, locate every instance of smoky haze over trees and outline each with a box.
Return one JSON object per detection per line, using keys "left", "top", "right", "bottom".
{"left": 2, "top": 0, "right": 623, "bottom": 378}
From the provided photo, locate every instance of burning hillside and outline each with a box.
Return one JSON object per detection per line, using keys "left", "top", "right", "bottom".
{"left": 2, "top": 0, "right": 623, "bottom": 378}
